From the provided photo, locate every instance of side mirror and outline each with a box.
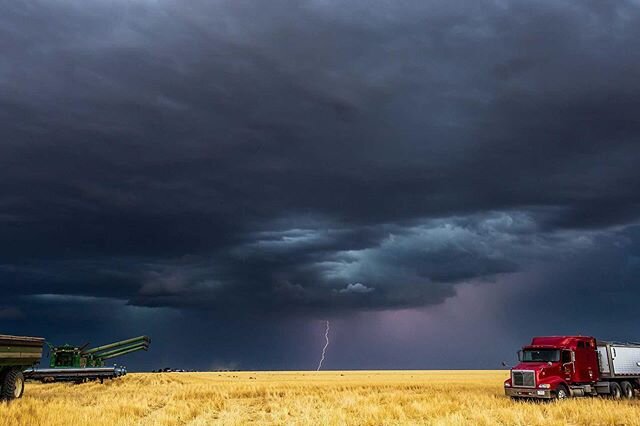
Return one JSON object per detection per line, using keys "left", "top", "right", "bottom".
{"left": 571, "top": 351, "right": 576, "bottom": 362}
{"left": 517, "top": 350, "right": 523, "bottom": 361}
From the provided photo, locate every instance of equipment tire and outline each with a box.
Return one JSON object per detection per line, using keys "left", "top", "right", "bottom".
{"left": 609, "top": 382, "right": 622, "bottom": 399}
{"left": 555, "top": 384, "right": 570, "bottom": 400}
{"left": 0, "top": 369, "right": 25, "bottom": 400}
{"left": 621, "top": 381, "right": 634, "bottom": 399}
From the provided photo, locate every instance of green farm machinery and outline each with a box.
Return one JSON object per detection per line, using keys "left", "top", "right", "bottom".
{"left": 0, "top": 334, "right": 45, "bottom": 400}
{"left": 25, "top": 335, "right": 150, "bottom": 383}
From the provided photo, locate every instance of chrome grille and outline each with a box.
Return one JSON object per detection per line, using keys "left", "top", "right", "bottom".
{"left": 512, "top": 370, "right": 535, "bottom": 387}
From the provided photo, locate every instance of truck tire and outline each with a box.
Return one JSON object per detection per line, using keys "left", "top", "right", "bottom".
{"left": 0, "top": 369, "right": 25, "bottom": 400}
{"left": 609, "top": 382, "right": 622, "bottom": 399}
{"left": 620, "top": 381, "right": 634, "bottom": 399}
{"left": 555, "top": 384, "right": 569, "bottom": 400}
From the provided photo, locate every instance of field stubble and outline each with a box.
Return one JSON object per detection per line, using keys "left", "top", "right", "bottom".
{"left": 1, "top": 370, "right": 639, "bottom": 425}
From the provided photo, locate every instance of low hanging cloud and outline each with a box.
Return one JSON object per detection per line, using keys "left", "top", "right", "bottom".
{"left": 339, "top": 283, "right": 375, "bottom": 294}
{"left": 1, "top": 212, "right": 620, "bottom": 316}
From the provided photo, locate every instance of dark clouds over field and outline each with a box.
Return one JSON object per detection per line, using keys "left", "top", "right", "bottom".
{"left": 2, "top": 0, "right": 640, "bottom": 370}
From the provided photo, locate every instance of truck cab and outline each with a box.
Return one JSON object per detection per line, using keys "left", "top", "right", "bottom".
{"left": 505, "top": 336, "right": 599, "bottom": 399}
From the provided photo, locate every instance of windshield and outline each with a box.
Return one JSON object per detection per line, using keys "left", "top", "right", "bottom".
{"left": 520, "top": 349, "right": 560, "bottom": 362}
{"left": 54, "top": 351, "right": 75, "bottom": 367}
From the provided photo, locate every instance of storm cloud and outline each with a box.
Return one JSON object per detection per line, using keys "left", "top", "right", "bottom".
{"left": 2, "top": 0, "right": 640, "bottom": 369}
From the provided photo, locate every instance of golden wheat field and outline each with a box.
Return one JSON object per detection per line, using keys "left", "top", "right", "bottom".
{"left": 1, "top": 371, "right": 640, "bottom": 425}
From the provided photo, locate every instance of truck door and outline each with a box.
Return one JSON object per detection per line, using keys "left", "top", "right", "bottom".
{"left": 561, "top": 350, "right": 575, "bottom": 383}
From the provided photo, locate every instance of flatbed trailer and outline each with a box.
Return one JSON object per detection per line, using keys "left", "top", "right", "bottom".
{"left": 25, "top": 366, "right": 127, "bottom": 383}
{"left": 0, "top": 334, "right": 45, "bottom": 400}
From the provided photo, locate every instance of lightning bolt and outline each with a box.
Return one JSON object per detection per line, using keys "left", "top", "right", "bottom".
{"left": 316, "top": 320, "right": 330, "bottom": 371}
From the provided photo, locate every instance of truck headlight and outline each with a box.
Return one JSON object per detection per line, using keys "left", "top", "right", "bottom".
{"left": 538, "top": 384, "right": 550, "bottom": 389}
{"left": 504, "top": 383, "right": 511, "bottom": 387}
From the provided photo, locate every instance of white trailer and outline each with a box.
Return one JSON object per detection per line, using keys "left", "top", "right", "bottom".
{"left": 598, "top": 342, "right": 640, "bottom": 377}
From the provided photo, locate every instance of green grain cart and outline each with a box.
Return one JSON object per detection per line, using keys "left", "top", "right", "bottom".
{"left": 0, "top": 334, "right": 44, "bottom": 400}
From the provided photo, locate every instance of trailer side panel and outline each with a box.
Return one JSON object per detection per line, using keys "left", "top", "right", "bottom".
{"left": 611, "top": 345, "right": 640, "bottom": 376}
{"left": 597, "top": 346, "right": 611, "bottom": 375}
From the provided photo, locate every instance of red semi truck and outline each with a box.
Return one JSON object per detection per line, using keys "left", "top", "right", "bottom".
{"left": 505, "top": 336, "right": 640, "bottom": 400}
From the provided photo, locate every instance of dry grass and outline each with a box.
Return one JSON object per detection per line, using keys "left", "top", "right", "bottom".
{"left": 1, "top": 371, "right": 640, "bottom": 425}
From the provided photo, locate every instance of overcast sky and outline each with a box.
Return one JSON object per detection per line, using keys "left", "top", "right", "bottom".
{"left": 2, "top": 0, "right": 640, "bottom": 371}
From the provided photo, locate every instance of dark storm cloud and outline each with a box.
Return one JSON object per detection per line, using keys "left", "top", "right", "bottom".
{"left": 2, "top": 0, "right": 640, "bottom": 318}
{"left": 497, "top": 224, "right": 640, "bottom": 328}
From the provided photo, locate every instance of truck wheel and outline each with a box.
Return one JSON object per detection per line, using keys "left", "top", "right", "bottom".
{"left": 555, "top": 384, "right": 569, "bottom": 400}
{"left": 620, "top": 381, "right": 633, "bottom": 399}
{"left": 0, "top": 369, "right": 25, "bottom": 400}
{"left": 609, "top": 382, "right": 622, "bottom": 399}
